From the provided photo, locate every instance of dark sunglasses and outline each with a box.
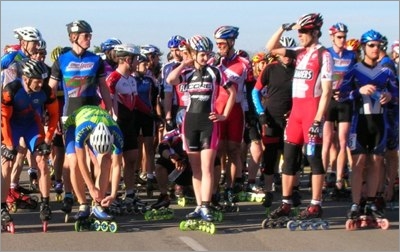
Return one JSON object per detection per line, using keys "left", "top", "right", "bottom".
{"left": 366, "top": 43, "right": 381, "bottom": 49}
{"left": 298, "top": 28, "right": 312, "bottom": 34}
{"left": 336, "top": 36, "right": 347, "bottom": 39}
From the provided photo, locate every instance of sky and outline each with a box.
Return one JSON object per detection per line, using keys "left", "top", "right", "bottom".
{"left": 1, "top": 1, "right": 399, "bottom": 65}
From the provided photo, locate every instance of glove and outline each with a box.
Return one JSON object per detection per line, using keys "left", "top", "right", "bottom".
{"left": 258, "top": 113, "right": 272, "bottom": 126}
{"left": 1, "top": 145, "right": 17, "bottom": 161}
{"left": 282, "top": 23, "right": 296, "bottom": 31}
{"left": 308, "top": 121, "right": 322, "bottom": 138}
{"left": 36, "top": 142, "right": 52, "bottom": 156}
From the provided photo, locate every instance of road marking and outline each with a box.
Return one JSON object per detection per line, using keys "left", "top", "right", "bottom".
{"left": 179, "top": 236, "right": 208, "bottom": 251}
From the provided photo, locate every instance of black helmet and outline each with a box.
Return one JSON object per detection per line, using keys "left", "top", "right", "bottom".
{"left": 66, "top": 20, "right": 92, "bottom": 35}
{"left": 21, "top": 59, "right": 48, "bottom": 79}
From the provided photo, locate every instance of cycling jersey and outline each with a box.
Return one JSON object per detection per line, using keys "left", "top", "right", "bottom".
{"left": 161, "top": 61, "right": 190, "bottom": 107}
{"left": 1, "top": 79, "right": 58, "bottom": 151}
{"left": 1, "top": 50, "right": 27, "bottom": 85}
{"left": 50, "top": 50, "right": 106, "bottom": 116}
{"left": 64, "top": 105, "right": 123, "bottom": 155}
{"left": 340, "top": 61, "right": 399, "bottom": 154}
{"left": 327, "top": 47, "right": 357, "bottom": 90}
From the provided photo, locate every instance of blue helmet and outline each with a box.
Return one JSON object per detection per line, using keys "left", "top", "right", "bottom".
{"left": 329, "top": 22, "right": 348, "bottom": 35}
{"left": 214, "top": 26, "right": 239, "bottom": 40}
{"left": 360, "top": 29, "right": 383, "bottom": 44}
{"left": 189, "top": 35, "right": 213, "bottom": 52}
{"left": 100, "top": 38, "right": 122, "bottom": 52}
{"left": 140, "top": 44, "right": 162, "bottom": 56}
{"left": 167, "top": 35, "right": 186, "bottom": 48}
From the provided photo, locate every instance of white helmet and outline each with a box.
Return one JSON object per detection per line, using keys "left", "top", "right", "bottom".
{"left": 14, "top": 26, "right": 42, "bottom": 41}
{"left": 114, "top": 43, "right": 140, "bottom": 57}
{"left": 89, "top": 122, "right": 114, "bottom": 154}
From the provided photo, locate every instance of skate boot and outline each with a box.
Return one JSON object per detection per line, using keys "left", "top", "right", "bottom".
{"left": 1, "top": 207, "right": 15, "bottom": 233}
{"left": 124, "top": 194, "right": 148, "bottom": 214}
{"left": 90, "top": 204, "right": 118, "bottom": 233}
{"left": 27, "top": 167, "right": 39, "bottom": 192}
{"left": 262, "top": 192, "right": 274, "bottom": 215}
{"left": 39, "top": 202, "right": 51, "bottom": 232}
{"left": 145, "top": 194, "right": 173, "bottom": 221}
{"left": 179, "top": 205, "right": 216, "bottom": 234}
{"left": 74, "top": 204, "right": 92, "bottom": 232}
{"left": 7, "top": 188, "right": 38, "bottom": 212}
{"left": 222, "top": 188, "right": 239, "bottom": 212}
{"left": 61, "top": 195, "right": 74, "bottom": 223}
{"left": 240, "top": 183, "right": 265, "bottom": 202}
{"left": 186, "top": 205, "right": 201, "bottom": 219}
{"left": 54, "top": 181, "right": 64, "bottom": 202}
{"left": 288, "top": 204, "right": 328, "bottom": 231}
{"left": 210, "top": 193, "right": 224, "bottom": 222}
{"left": 219, "top": 172, "right": 226, "bottom": 186}
{"left": 15, "top": 185, "right": 33, "bottom": 195}
{"left": 261, "top": 202, "right": 293, "bottom": 229}
{"left": 92, "top": 204, "right": 114, "bottom": 221}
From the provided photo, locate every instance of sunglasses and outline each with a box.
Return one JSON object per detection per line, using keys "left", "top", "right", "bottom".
{"left": 336, "top": 36, "right": 347, "bottom": 39}
{"left": 79, "top": 33, "right": 92, "bottom": 40}
{"left": 216, "top": 42, "right": 227, "bottom": 47}
{"left": 366, "top": 43, "right": 381, "bottom": 49}
{"left": 298, "top": 29, "right": 312, "bottom": 34}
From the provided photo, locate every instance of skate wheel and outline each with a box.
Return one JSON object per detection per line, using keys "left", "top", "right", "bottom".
{"left": 379, "top": 218, "right": 390, "bottom": 230}
{"left": 261, "top": 218, "right": 268, "bottom": 229}
{"left": 287, "top": 220, "right": 298, "bottom": 231}
{"left": 55, "top": 194, "right": 63, "bottom": 202}
{"left": 311, "top": 222, "right": 319, "bottom": 230}
{"left": 7, "top": 222, "right": 15, "bottom": 234}
{"left": 42, "top": 221, "right": 48, "bottom": 232}
{"left": 74, "top": 221, "right": 81, "bottom": 232}
{"left": 300, "top": 222, "right": 309, "bottom": 231}
{"left": 256, "top": 196, "right": 263, "bottom": 203}
{"left": 144, "top": 211, "right": 151, "bottom": 221}
{"left": 101, "top": 221, "right": 109, "bottom": 232}
{"left": 93, "top": 220, "right": 101, "bottom": 231}
{"left": 109, "top": 221, "right": 118, "bottom": 233}
{"left": 345, "top": 219, "right": 356, "bottom": 231}
{"left": 179, "top": 220, "right": 187, "bottom": 231}
{"left": 321, "top": 221, "right": 329, "bottom": 230}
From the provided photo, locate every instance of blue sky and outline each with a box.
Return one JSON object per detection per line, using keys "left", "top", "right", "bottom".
{"left": 1, "top": 1, "right": 399, "bottom": 64}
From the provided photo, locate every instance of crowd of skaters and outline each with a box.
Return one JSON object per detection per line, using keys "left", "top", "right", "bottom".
{"left": 1, "top": 11, "right": 399, "bottom": 228}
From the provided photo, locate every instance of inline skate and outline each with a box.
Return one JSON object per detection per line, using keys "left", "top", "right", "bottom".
{"left": 176, "top": 185, "right": 196, "bottom": 207}
{"left": 54, "top": 181, "right": 64, "bottom": 202}
{"left": 61, "top": 195, "right": 74, "bottom": 223}
{"left": 262, "top": 192, "right": 274, "bottom": 216}
{"left": 345, "top": 202, "right": 389, "bottom": 230}
{"left": 146, "top": 177, "right": 158, "bottom": 197}
{"left": 144, "top": 194, "right": 174, "bottom": 220}
{"left": 209, "top": 193, "right": 224, "bottom": 222}
{"left": 74, "top": 204, "right": 118, "bottom": 233}
{"left": 27, "top": 167, "right": 39, "bottom": 192}
{"left": 287, "top": 204, "right": 329, "bottom": 231}
{"left": 6, "top": 188, "right": 38, "bottom": 213}
{"left": 261, "top": 202, "right": 296, "bottom": 229}
{"left": 221, "top": 188, "right": 239, "bottom": 212}
{"left": 179, "top": 205, "right": 216, "bottom": 234}
{"left": 39, "top": 202, "right": 52, "bottom": 232}
{"left": 1, "top": 208, "right": 15, "bottom": 234}
{"left": 238, "top": 183, "right": 265, "bottom": 203}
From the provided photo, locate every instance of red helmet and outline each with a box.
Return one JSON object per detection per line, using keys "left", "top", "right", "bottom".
{"left": 297, "top": 13, "right": 323, "bottom": 30}
{"left": 345, "top": 38, "right": 361, "bottom": 52}
{"left": 252, "top": 52, "right": 266, "bottom": 63}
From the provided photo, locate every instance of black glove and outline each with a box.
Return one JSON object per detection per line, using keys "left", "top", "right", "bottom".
{"left": 282, "top": 23, "right": 296, "bottom": 31}
{"left": 36, "top": 142, "right": 52, "bottom": 156}
{"left": 1, "top": 145, "right": 17, "bottom": 161}
{"left": 259, "top": 113, "right": 273, "bottom": 126}
{"left": 308, "top": 121, "right": 322, "bottom": 138}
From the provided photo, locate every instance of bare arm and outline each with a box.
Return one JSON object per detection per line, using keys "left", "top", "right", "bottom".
{"left": 166, "top": 58, "right": 194, "bottom": 85}
{"left": 315, "top": 79, "right": 332, "bottom": 122}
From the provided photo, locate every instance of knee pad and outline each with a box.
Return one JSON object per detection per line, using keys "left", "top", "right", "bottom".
{"left": 282, "top": 142, "right": 302, "bottom": 176}
{"left": 306, "top": 144, "right": 325, "bottom": 175}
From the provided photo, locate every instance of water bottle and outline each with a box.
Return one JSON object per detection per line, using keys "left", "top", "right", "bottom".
{"left": 371, "top": 90, "right": 381, "bottom": 100}
{"left": 307, "top": 137, "right": 315, "bottom": 156}
{"left": 168, "top": 168, "right": 183, "bottom": 182}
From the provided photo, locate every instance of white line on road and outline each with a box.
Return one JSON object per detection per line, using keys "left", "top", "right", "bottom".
{"left": 179, "top": 236, "right": 208, "bottom": 251}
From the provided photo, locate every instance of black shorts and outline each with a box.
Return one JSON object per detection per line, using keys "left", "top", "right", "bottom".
{"left": 156, "top": 158, "right": 192, "bottom": 186}
{"left": 325, "top": 99, "right": 353, "bottom": 123}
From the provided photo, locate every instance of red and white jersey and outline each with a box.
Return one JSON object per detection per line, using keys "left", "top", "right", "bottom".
{"left": 290, "top": 44, "right": 333, "bottom": 101}
{"left": 106, "top": 70, "right": 138, "bottom": 111}
{"left": 218, "top": 54, "right": 251, "bottom": 104}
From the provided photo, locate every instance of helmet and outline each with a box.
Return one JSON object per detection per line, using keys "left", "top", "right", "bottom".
{"left": 50, "top": 46, "right": 71, "bottom": 63}
{"left": 89, "top": 122, "right": 114, "bottom": 154}
{"left": 392, "top": 40, "right": 399, "bottom": 54}
{"left": 189, "top": 35, "right": 213, "bottom": 52}
{"left": 167, "top": 35, "right": 186, "bottom": 48}
{"left": 140, "top": 44, "right": 162, "bottom": 55}
{"left": 137, "top": 54, "right": 149, "bottom": 63}
{"left": 100, "top": 38, "right": 122, "bottom": 52}
{"left": 380, "top": 35, "right": 388, "bottom": 51}
{"left": 114, "top": 43, "right": 140, "bottom": 57}
{"left": 252, "top": 52, "right": 266, "bottom": 63}
{"left": 66, "top": 20, "right": 92, "bottom": 35}
{"left": 214, "top": 26, "right": 239, "bottom": 40}
{"left": 329, "top": 22, "right": 348, "bottom": 35}
{"left": 360, "top": 29, "right": 383, "bottom": 44}
{"left": 38, "top": 39, "right": 47, "bottom": 50}
{"left": 21, "top": 59, "right": 48, "bottom": 79}
{"left": 345, "top": 38, "right": 361, "bottom": 52}
{"left": 14, "top": 26, "right": 42, "bottom": 41}
{"left": 279, "top": 36, "right": 297, "bottom": 48}
{"left": 297, "top": 13, "right": 323, "bottom": 30}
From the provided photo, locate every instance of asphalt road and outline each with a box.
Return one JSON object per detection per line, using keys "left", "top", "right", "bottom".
{"left": 1, "top": 168, "right": 399, "bottom": 251}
